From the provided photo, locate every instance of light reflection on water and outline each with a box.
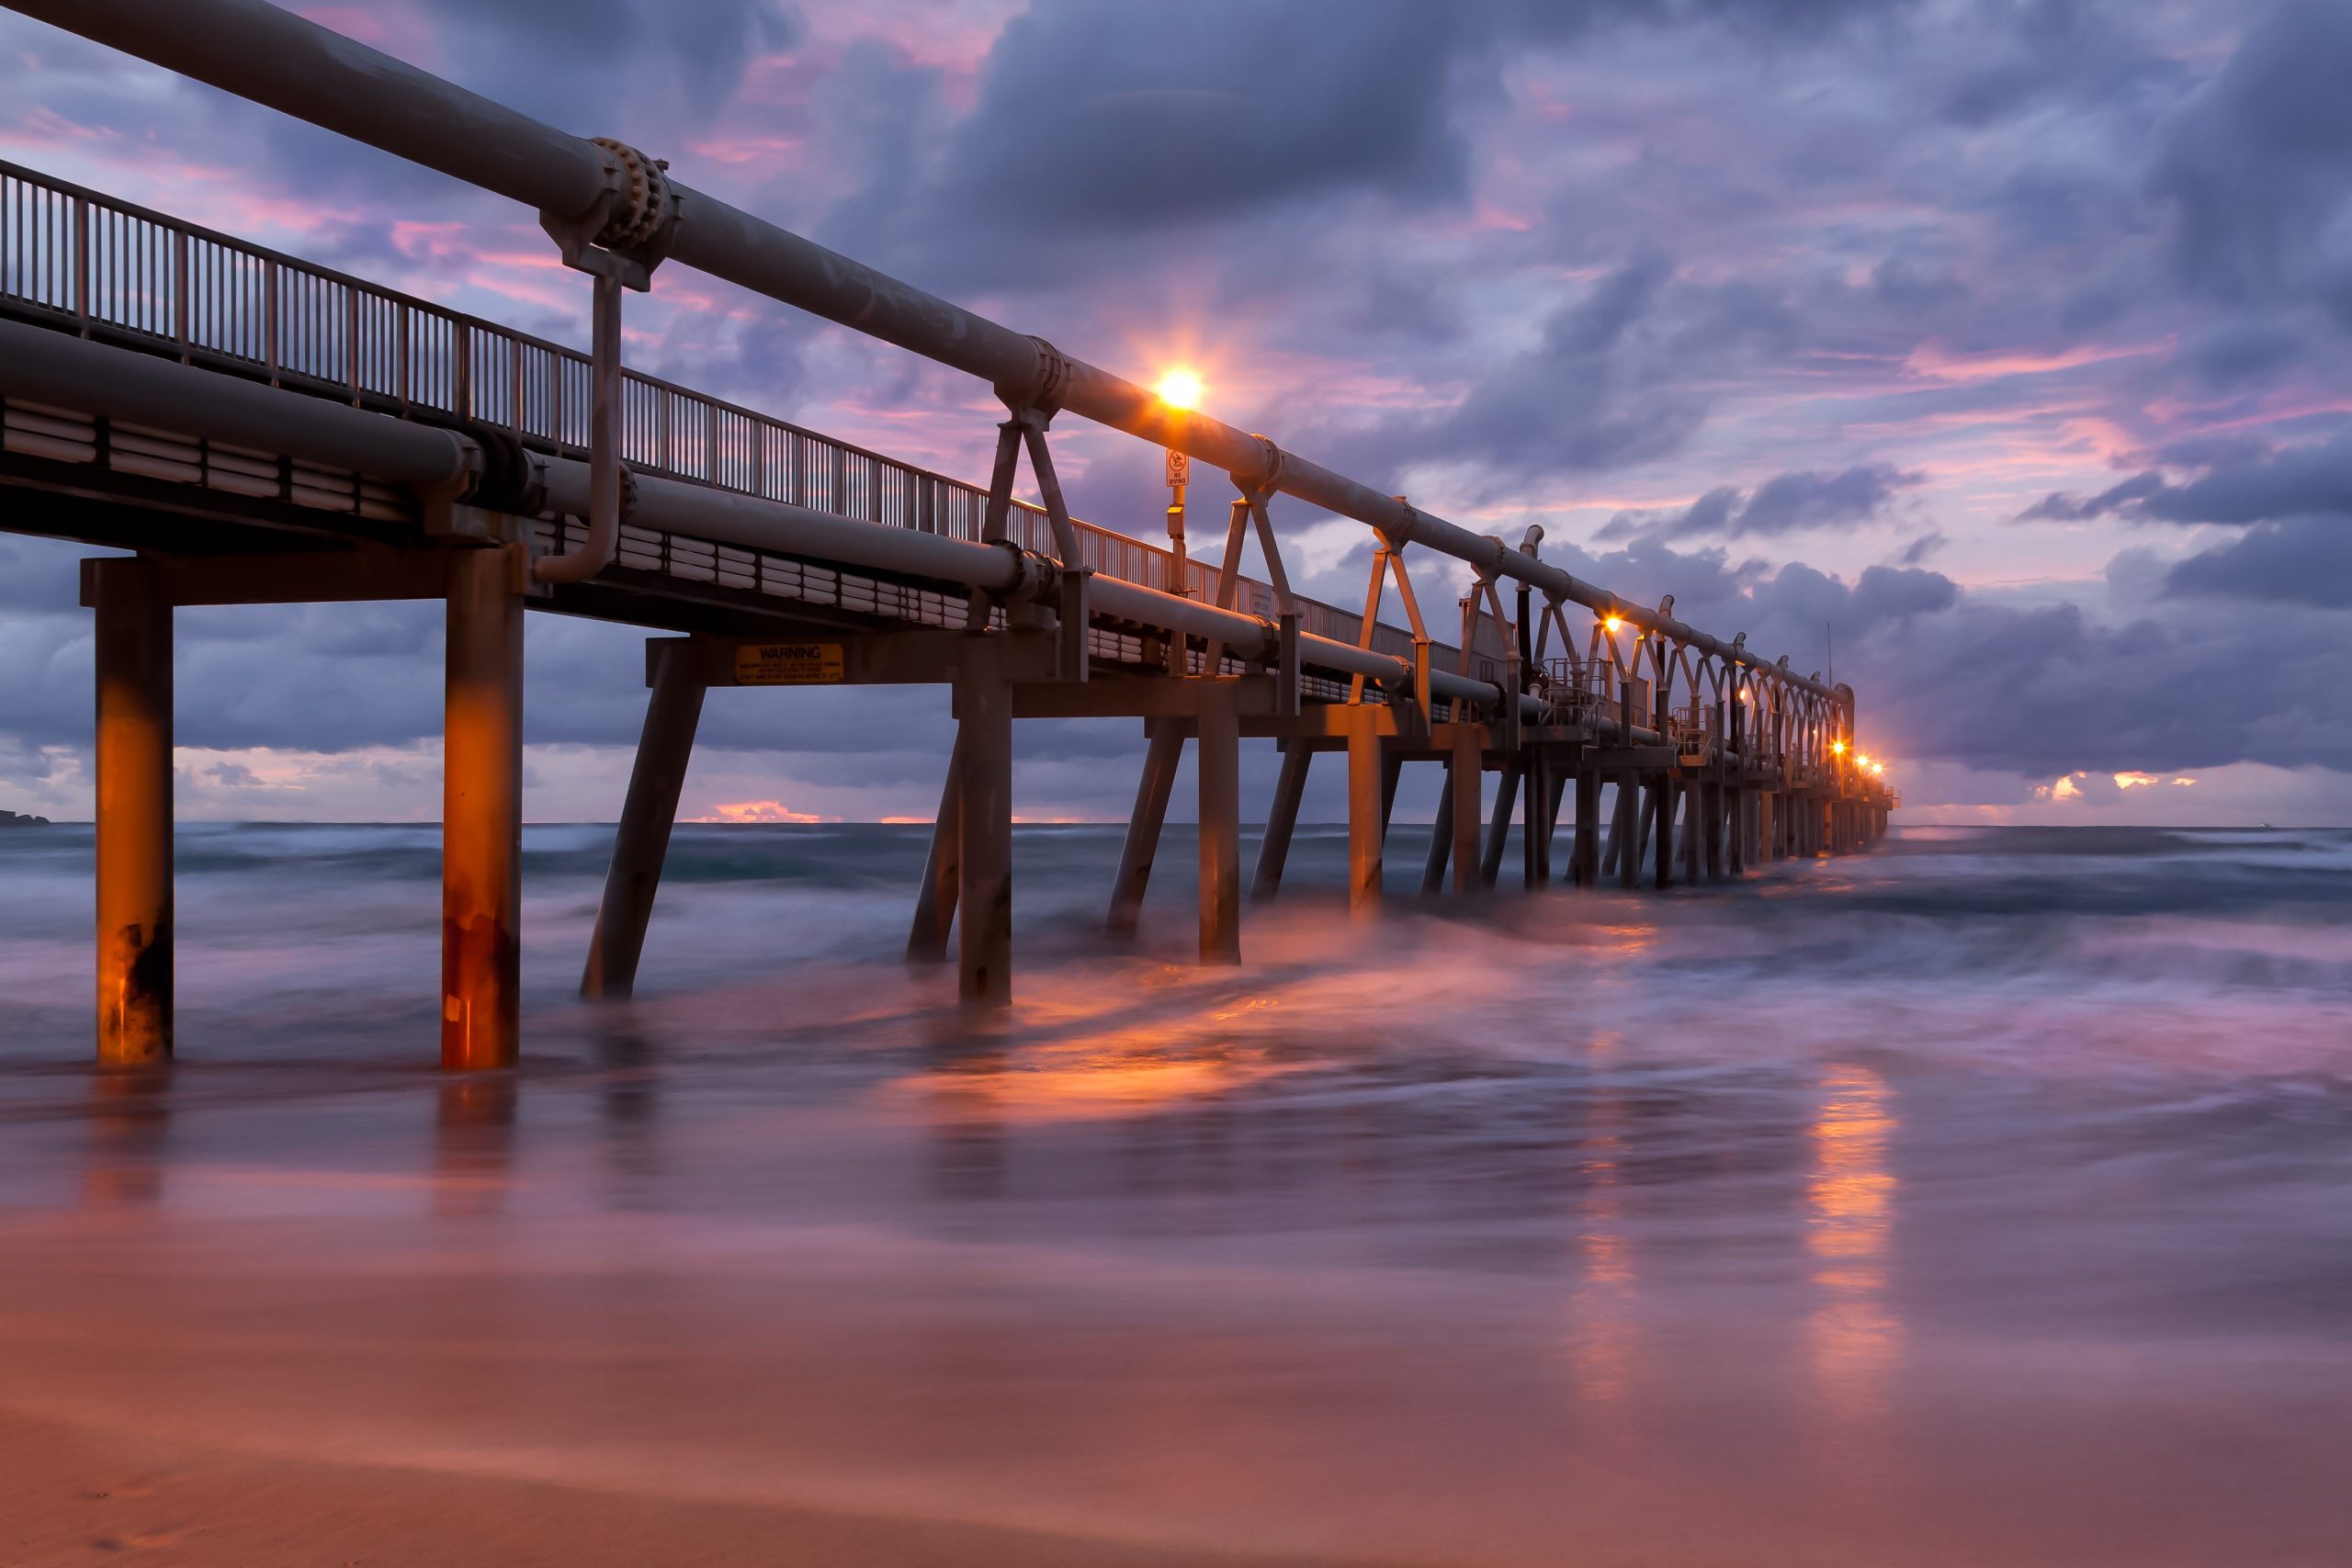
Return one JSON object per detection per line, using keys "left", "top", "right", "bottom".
{"left": 1566, "top": 1032, "right": 1635, "bottom": 1408}
{"left": 1806, "top": 1064, "right": 1900, "bottom": 1420}
{"left": 3, "top": 823, "right": 2352, "bottom": 1563}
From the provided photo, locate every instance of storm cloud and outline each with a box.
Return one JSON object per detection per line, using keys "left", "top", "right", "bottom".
{"left": 1601, "top": 465, "right": 1923, "bottom": 542}
{"left": 6, "top": 0, "right": 2352, "bottom": 820}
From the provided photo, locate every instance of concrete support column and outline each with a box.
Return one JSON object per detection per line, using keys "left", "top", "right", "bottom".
{"left": 1704, "top": 781, "right": 1725, "bottom": 883}
{"left": 907, "top": 732, "right": 965, "bottom": 962}
{"left": 1196, "top": 683, "right": 1240, "bottom": 965}
{"left": 956, "top": 641, "right": 1013, "bottom": 1007}
{"left": 1572, "top": 766, "right": 1600, "bottom": 888}
{"left": 1107, "top": 719, "right": 1183, "bottom": 937}
{"left": 1251, "top": 742, "right": 1310, "bottom": 904}
{"left": 1452, "top": 729, "right": 1484, "bottom": 897}
{"left": 1676, "top": 779, "right": 1701, "bottom": 886}
{"left": 1480, "top": 761, "right": 1521, "bottom": 888}
{"left": 1346, "top": 710, "right": 1385, "bottom": 918}
{"left": 1521, "top": 755, "right": 1552, "bottom": 890}
{"left": 1651, "top": 777, "right": 1676, "bottom": 891}
{"left": 1543, "top": 771, "right": 1561, "bottom": 884}
{"left": 92, "top": 558, "right": 173, "bottom": 1067}
{"left": 1420, "top": 767, "right": 1455, "bottom": 895}
{"left": 582, "top": 640, "right": 706, "bottom": 998}
{"left": 1620, "top": 776, "right": 1646, "bottom": 890}
{"left": 1380, "top": 750, "right": 1405, "bottom": 843}
{"left": 442, "top": 546, "right": 524, "bottom": 1071}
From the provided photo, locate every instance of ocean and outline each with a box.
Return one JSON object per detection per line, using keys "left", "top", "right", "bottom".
{"left": 2, "top": 822, "right": 2348, "bottom": 1564}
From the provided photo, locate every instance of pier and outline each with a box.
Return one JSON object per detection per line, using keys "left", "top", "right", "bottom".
{"left": 1, "top": 0, "right": 1894, "bottom": 1069}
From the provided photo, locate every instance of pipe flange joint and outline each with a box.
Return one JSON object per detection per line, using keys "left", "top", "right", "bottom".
{"left": 540, "top": 138, "right": 681, "bottom": 290}
{"left": 589, "top": 138, "right": 673, "bottom": 253}
{"left": 1229, "top": 434, "right": 1283, "bottom": 497}
{"left": 981, "top": 537, "right": 1056, "bottom": 603}
{"left": 1001, "top": 336, "right": 1072, "bottom": 418}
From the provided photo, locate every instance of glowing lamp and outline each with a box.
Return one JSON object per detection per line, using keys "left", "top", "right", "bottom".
{"left": 1832, "top": 740, "right": 1847, "bottom": 756}
{"left": 1603, "top": 615, "right": 1623, "bottom": 634}
{"left": 1155, "top": 369, "right": 1203, "bottom": 411}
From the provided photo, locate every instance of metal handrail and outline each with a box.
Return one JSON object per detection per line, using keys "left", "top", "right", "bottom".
{"left": 0, "top": 157, "right": 1419, "bottom": 664}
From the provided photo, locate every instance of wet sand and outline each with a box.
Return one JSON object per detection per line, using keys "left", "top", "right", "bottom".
{"left": 4, "top": 825, "right": 2351, "bottom": 1564}
{"left": 0, "top": 1408, "right": 1386, "bottom": 1567}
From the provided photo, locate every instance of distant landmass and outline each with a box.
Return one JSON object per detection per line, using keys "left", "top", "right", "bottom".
{"left": 1, "top": 809, "right": 51, "bottom": 827}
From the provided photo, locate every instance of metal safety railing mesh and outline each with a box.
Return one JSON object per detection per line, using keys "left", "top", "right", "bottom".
{"left": 0, "top": 160, "right": 1488, "bottom": 671}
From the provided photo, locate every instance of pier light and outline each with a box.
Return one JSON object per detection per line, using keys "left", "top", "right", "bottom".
{"left": 1871, "top": 761, "right": 1885, "bottom": 776}
{"left": 1603, "top": 615, "right": 1623, "bottom": 634}
{"left": 1155, "top": 369, "right": 1203, "bottom": 411}
{"left": 1738, "top": 685, "right": 1751, "bottom": 703}
{"left": 1832, "top": 739, "right": 1847, "bottom": 756}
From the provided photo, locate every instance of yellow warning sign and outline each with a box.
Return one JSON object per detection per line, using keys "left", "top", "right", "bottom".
{"left": 732, "top": 641, "right": 845, "bottom": 685}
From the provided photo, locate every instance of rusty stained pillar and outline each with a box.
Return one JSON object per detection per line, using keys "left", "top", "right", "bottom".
{"left": 956, "top": 639, "right": 1014, "bottom": 1007}
{"left": 1378, "top": 749, "right": 1405, "bottom": 848}
{"left": 1544, "top": 770, "right": 1568, "bottom": 880}
{"left": 1617, "top": 774, "right": 1645, "bottom": 890}
{"left": 1571, "top": 764, "right": 1600, "bottom": 888}
{"left": 1479, "top": 760, "right": 1521, "bottom": 888}
{"left": 1704, "top": 780, "right": 1725, "bottom": 883}
{"left": 1419, "top": 765, "right": 1454, "bottom": 895}
{"left": 1650, "top": 776, "right": 1676, "bottom": 891}
{"left": 907, "top": 730, "right": 965, "bottom": 962}
{"left": 442, "top": 546, "right": 524, "bottom": 1070}
{"left": 1196, "top": 682, "right": 1240, "bottom": 964}
{"left": 582, "top": 639, "right": 706, "bottom": 998}
{"left": 1346, "top": 708, "right": 1385, "bottom": 918}
{"left": 1451, "top": 728, "right": 1484, "bottom": 897}
{"left": 1676, "top": 779, "right": 1695, "bottom": 883}
{"left": 1600, "top": 780, "right": 1619, "bottom": 879}
{"left": 1251, "top": 741, "right": 1311, "bottom": 904}
{"left": 1520, "top": 754, "right": 1544, "bottom": 891}
{"left": 1107, "top": 719, "right": 1183, "bottom": 938}
{"left": 93, "top": 558, "right": 173, "bottom": 1067}
{"left": 1640, "top": 782, "right": 1662, "bottom": 882}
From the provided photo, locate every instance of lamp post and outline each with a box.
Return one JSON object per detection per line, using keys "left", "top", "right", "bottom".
{"left": 1165, "top": 445, "right": 1189, "bottom": 593}
{"left": 1155, "top": 369, "right": 1203, "bottom": 671}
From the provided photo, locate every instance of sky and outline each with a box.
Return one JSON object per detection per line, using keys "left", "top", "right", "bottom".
{"left": 5, "top": 0, "right": 2352, "bottom": 826}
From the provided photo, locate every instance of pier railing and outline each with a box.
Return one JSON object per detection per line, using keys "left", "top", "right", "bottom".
{"left": 0, "top": 160, "right": 1478, "bottom": 670}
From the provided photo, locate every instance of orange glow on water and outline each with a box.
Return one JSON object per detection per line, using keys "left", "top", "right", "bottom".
{"left": 1806, "top": 1065, "right": 1900, "bottom": 1418}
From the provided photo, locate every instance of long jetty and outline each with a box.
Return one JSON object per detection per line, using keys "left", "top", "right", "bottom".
{"left": 0, "top": 0, "right": 1895, "bottom": 1069}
